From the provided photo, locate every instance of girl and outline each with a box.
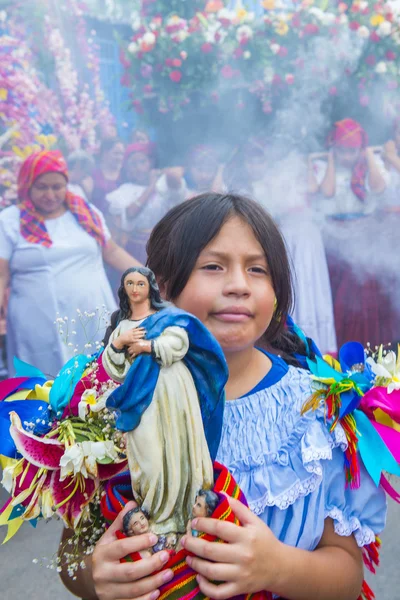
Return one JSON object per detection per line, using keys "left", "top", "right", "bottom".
{"left": 59, "top": 193, "right": 386, "bottom": 600}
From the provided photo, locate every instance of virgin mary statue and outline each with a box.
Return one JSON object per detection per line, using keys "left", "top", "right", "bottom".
{"left": 102, "top": 267, "right": 228, "bottom": 535}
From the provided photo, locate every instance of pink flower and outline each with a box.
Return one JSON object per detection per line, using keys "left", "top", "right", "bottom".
{"left": 211, "top": 91, "right": 219, "bottom": 103}
{"left": 285, "top": 74, "right": 295, "bottom": 85}
{"left": 365, "top": 55, "right": 376, "bottom": 66}
{"left": 386, "top": 50, "right": 396, "bottom": 61}
{"left": 329, "top": 86, "right": 338, "bottom": 96}
{"left": 278, "top": 46, "right": 288, "bottom": 57}
{"left": 272, "top": 74, "right": 282, "bottom": 85}
{"left": 172, "top": 58, "right": 182, "bottom": 67}
{"left": 221, "top": 65, "right": 234, "bottom": 79}
{"left": 303, "top": 24, "right": 319, "bottom": 36}
{"left": 349, "top": 21, "right": 360, "bottom": 30}
{"left": 359, "top": 94, "right": 369, "bottom": 106}
{"left": 262, "top": 101, "right": 272, "bottom": 113}
{"left": 133, "top": 100, "right": 144, "bottom": 114}
{"left": 201, "top": 42, "right": 213, "bottom": 54}
{"left": 169, "top": 70, "right": 182, "bottom": 83}
{"left": 144, "top": 84, "right": 153, "bottom": 94}
{"left": 233, "top": 47, "right": 244, "bottom": 59}
{"left": 165, "top": 58, "right": 174, "bottom": 66}
{"left": 370, "top": 31, "right": 380, "bottom": 43}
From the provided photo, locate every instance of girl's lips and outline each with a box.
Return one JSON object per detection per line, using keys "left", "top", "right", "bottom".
{"left": 212, "top": 309, "right": 253, "bottom": 323}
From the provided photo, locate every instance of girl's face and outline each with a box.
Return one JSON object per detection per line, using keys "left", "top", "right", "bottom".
{"left": 126, "top": 152, "right": 152, "bottom": 185}
{"left": 174, "top": 216, "right": 276, "bottom": 354}
{"left": 334, "top": 147, "right": 361, "bottom": 168}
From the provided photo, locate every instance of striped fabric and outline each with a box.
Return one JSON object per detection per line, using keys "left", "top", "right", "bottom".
{"left": 101, "top": 462, "right": 273, "bottom": 600}
{"left": 17, "top": 150, "right": 106, "bottom": 248}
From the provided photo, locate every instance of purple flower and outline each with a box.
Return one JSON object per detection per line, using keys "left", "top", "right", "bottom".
{"left": 140, "top": 64, "right": 153, "bottom": 79}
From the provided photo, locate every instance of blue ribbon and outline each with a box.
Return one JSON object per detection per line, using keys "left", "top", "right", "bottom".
{"left": 49, "top": 353, "right": 98, "bottom": 417}
{"left": 354, "top": 410, "right": 400, "bottom": 486}
{"left": 0, "top": 399, "right": 50, "bottom": 458}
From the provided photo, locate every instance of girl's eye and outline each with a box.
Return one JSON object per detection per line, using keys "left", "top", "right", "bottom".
{"left": 201, "top": 264, "right": 222, "bottom": 271}
{"left": 249, "top": 267, "right": 268, "bottom": 275}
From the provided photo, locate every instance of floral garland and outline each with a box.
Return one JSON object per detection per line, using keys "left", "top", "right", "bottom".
{"left": 121, "top": 0, "right": 400, "bottom": 120}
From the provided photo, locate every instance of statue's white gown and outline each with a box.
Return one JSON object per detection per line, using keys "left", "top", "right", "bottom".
{"left": 103, "top": 319, "right": 213, "bottom": 534}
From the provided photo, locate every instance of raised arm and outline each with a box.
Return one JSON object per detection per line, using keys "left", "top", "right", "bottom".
{"left": 0, "top": 258, "right": 10, "bottom": 316}
{"left": 102, "top": 239, "right": 142, "bottom": 272}
{"left": 319, "top": 150, "right": 336, "bottom": 198}
{"left": 365, "top": 147, "right": 386, "bottom": 194}
{"left": 383, "top": 140, "right": 400, "bottom": 173}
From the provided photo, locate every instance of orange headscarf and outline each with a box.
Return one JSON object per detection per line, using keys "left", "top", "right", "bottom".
{"left": 18, "top": 150, "right": 106, "bottom": 248}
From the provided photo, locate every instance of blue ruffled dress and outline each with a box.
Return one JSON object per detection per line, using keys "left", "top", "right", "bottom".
{"left": 216, "top": 350, "right": 387, "bottom": 551}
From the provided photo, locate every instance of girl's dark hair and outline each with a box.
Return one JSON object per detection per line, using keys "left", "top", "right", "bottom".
{"left": 103, "top": 267, "right": 169, "bottom": 345}
{"left": 98, "top": 137, "right": 123, "bottom": 158}
{"left": 146, "top": 192, "right": 309, "bottom": 366}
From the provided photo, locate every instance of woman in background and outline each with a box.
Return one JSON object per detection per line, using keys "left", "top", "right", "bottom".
{"left": 106, "top": 141, "right": 185, "bottom": 264}
{"left": 92, "top": 138, "right": 125, "bottom": 215}
{"left": 0, "top": 150, "right": 140, "bottom": 377}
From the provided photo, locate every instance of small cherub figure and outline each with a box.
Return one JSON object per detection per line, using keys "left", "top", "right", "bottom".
{"left": 187, "top": 489, "right": 219, "bottom": 537}
{"left": 122, "top": 507, "right": 153, "bottom": 558}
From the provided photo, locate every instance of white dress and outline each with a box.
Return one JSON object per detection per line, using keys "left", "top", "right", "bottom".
{"left": 0, "top": 205, "right": 116, "bottom": 377}
{"left": 250, "top": 172, "right": 337, "bottom": 354}
{"left": 103, "top": 318, "right": 214, "bottom": 535}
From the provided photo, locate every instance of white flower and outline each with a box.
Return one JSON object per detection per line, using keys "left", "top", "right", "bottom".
{"left": 236, "top": 25, "right": 253, "bottom": 42}
{"left": 375, "top": 61, "right": 388, "bottom": 74}
{"left": 59, "top": 441, "right": 118, "bottom": 481}
{"left": 357, "top": 26, "right": 370, "bottom": 39}
{"left": 339, "top": 14, "right": 348, "bottom": 25}
{"left": 0, "top": 11, "right": 7, "bottom": 22}
{"left": 377, "top": 21, "right": 392, "bottom": 37}
{"left": 271, "top": 43, "right": 280, "bottom": 55}
{"left": 366, "top": 349, "right": 400, "bottom": 393}
{"left": 142, "top": 32, "right": 156, "bottom": 46}
{"left": 243, "top": 50, "right": 251, "bottom": 59}
{"left": 78, "top": 388, "right": 108, "bottom": 421}
{"left": 217, "top": 8, "right": 235, "bottom": 22}
{"left": 173, "top": 30, "right": 189, "bottom": 43}
{"left": 359, "top": 1, "right": 368, "bottom": 9}
{"left": 263, "top": 66, "right": 274, "bottom": 83}
{"left": 1, "top": 463, "right": 15, "bottom": 493}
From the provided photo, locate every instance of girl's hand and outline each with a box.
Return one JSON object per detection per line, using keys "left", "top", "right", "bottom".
{"left": 181, "top": 496, "right": 284, "bottom": 599}
{"left": 92, "top": 501, "right": 174, "bottom": 600}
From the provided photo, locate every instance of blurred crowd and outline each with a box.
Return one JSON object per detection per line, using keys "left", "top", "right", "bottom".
{"left": 0, "top": 116, "right": 400, "bottom": 378}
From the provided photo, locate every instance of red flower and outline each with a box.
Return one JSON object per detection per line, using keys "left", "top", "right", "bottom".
{"left": 233, "top": 47, "right": 244, "bottom": 59}
{"left": 349, "top": 21, "right": 360, "bottom": 30}
{"left": 278, "top": 46, "right": 288, "bottom": 57}
{"left": 386, "top": 50, "right": 396, "bottom": 61}
{"left": 133, "top": 100, "right": 144, "bottom": 114}
{"left": 221, "top": 64, "right": 234, "bottom": 79}
{"left": 172, "top": 58, "right": 182, "bottom": 67}
{"left": 201, "top": 42, "right": 213, "bottom": 54}
{"left": 365, "top": 55, "right": 376, "bottom": 66}
{"left": 292, "top": 14, "right": 301, "bottom": 28}
{"left": 169, "top": 70, "right": 182, "bottom": 83}
{"left": 370, "top": 31, "right": 380, "bottom": 43}
{"left": 303, "top": 23, "right": 319, "bottom": 36}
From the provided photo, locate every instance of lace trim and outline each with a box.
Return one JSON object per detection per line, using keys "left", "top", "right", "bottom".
{"left": 326, "top": 507, "right": 376, "bottom": 547}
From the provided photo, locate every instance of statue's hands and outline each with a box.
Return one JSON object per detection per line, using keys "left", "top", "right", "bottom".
{"left": 128, "top": 340, "right": 152, "bottom": 359}
{"left": 180, "top": 496, "right": 283, "bottom": 599}
{"left": 92, "top": 501, "right": 173, "bottom": 600}
{"left": 113, "top": 328, "right": 146, "bottom": 350}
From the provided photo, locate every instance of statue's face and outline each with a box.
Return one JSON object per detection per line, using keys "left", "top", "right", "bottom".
{"left": 192, "top": 495, "right": 208, "bottom": 519}
{"left": 126, "top": 511, "right": 150, "bottom": 536}
{"left": 124, "top": 271, "right": 150, "bottom": 306}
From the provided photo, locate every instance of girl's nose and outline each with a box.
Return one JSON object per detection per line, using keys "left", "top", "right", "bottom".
{"left": 224, "top": 266, "right": 251, "bottom": 296}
